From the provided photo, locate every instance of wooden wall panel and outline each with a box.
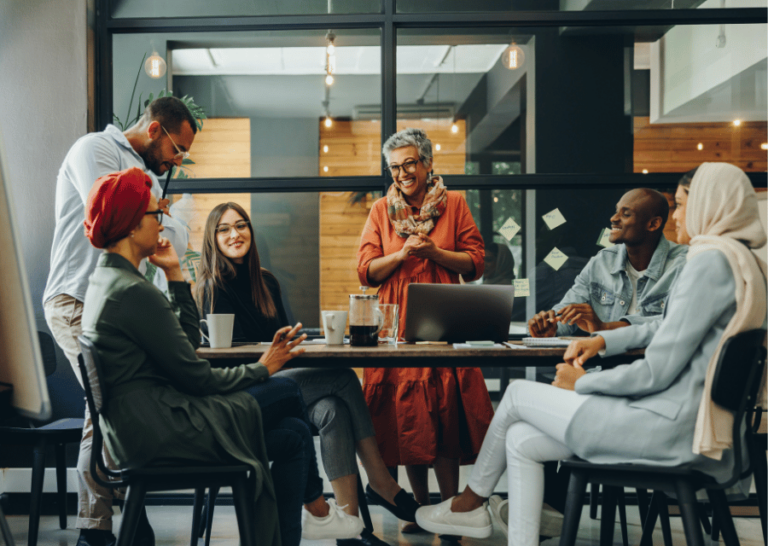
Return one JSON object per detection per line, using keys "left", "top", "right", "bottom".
{"left": 633, "top": 117, "right": 767, "bottom": 173}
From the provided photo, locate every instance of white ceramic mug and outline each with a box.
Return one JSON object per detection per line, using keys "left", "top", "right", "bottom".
{"left": 321, "top": 310, "right": 348, "bottom": 345}
{"left": 199, "top": 314, "right": 235, "bottom": 349}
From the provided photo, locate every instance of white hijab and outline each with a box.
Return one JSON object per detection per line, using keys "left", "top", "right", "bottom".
{"left": 687, "top": 162, "right": 768, "bottom": 460}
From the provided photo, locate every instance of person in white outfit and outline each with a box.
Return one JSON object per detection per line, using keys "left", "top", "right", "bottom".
{"left": 415, "top": 163, "right": 767, "bottom": 546}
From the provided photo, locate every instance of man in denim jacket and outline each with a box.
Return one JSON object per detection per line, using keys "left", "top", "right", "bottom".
{"left": 529, "top": 189, "right": 688, "bottom": 337}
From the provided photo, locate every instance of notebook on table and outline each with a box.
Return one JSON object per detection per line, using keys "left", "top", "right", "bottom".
{"left": 403, "top": 283, "right": 515, "bottom": 343}
{"left": 521, "top": 337, "right": 573, "bottom": 347}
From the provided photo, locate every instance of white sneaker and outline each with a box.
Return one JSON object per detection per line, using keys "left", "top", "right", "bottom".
{"left": 415, "top": 497, "right": 492, "bottom": 539}
{"left": 489, "top": 495, "right": 508, "bottom": 538}
{"left": 301, "top": 498, "right": 365, "bottom": 540}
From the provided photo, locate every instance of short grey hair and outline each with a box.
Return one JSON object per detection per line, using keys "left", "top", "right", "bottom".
{"left": 382, "top": 127, "right": 433, "bottom": 168}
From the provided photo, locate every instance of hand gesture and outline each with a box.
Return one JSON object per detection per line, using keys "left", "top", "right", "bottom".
{"left": 552, "top": 362, "right": 586, "bottom": 391}
{"left": 259, "top": 323, "right": 307, "bottom": 375}
{"left": 148, "top": 237, "right": 181, "bottom": 273}
{"left": 557, "top": 303, "right": 605, "bottom": 333}
{"left": 398, "top": 235, "right": 423, "bottom": 261}
{"left": 528, "top": 310, "right": 558, "bottom": 338}
{"left": 563, "top": 336, "right": 606, "bottom": 368}
{"left": 408, "top": 233, "right": 440, "bottom": 261}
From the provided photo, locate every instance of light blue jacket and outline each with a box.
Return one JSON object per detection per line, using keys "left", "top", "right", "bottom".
{"left": 565, "top": 249, "right": 740, "bottom": 482}
{"left": 554, "top": 236, "right": 688, "bottom": 336}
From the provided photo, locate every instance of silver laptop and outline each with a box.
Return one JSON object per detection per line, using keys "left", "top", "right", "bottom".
{"left": 403, "top": 284, "right": 515, "bottom": 343}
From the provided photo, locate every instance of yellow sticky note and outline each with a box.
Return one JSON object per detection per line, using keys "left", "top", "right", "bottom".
{"left": 542, "top": 208, "right": 566, "bottom": 230}
{"left": 597, "top": 228, "right": 615, "bottom": 248}
{"left": 544, "top": 247, "right": 568, "bottom": 271}
{"left": 513, "top": 278, "right": 530, "bottom": 297}
{"left": 499, "top": 217, "right": 521, "bottom": 241}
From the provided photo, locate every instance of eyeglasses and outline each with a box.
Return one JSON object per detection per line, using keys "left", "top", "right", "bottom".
{"left": 161, "top": 125, "right": 190, "bottom": 161}
{"left": 144, "top": 210, "right": 164, "bottom": 225}
{"left": 216, "top": 221, "right": 250, "bottom": 235}
{"left": 388, "top": 158, "right": 420, "bottom": 178}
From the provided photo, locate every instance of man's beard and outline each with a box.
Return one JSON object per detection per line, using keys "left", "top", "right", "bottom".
{"left": 142, "top": 139, "right": 167, "bottom": 176}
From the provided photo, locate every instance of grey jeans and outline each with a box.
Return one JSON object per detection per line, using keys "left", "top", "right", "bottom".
{"left": 276, "top": 367, "right": 376, "bottom": 481}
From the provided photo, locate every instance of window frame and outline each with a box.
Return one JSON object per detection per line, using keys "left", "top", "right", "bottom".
{"left": 95, "top": 0, "right": 768, "bottom": 194}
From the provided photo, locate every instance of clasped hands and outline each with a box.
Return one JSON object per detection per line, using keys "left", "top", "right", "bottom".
{"left": 528, "top": 303, "right": 606, "bottom": 337}
{"left": 552, "top": 335, "right": 606, "bottom": 390}
{"left": 399, "top": 233, "right": 440, "bottom": 261}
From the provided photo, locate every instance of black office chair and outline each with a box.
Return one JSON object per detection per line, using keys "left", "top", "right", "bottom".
{"left": 558, "top": 328, "right": 767, "bottom": 546}
{"left": 77, "top": 336, "right": 258, "bottom": 546}
{"left": 0, "top": 332, "right": 84, "bottom": 546}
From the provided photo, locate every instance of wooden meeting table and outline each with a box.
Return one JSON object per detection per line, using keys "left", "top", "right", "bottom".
{"left": 197, "top": 341, "right": 644, "bottom": 370}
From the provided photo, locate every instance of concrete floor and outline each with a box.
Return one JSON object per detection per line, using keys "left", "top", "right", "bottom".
{"left": 4, "top": 502, "right": 764, "bottom": 546}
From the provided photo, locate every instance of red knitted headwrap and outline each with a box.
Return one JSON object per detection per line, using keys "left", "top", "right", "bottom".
{"left": 84, "top": 167, "right": 153, "bottom": 249}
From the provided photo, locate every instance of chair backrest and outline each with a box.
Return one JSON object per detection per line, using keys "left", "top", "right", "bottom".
{"left": 77, "top": 335, "right": 124, "bottom": 488}
{"left": 709, "top": 328, "right": 767, "bottom": 488}
{"left": 37, "top": 331, "right": 57, "bottom": 377}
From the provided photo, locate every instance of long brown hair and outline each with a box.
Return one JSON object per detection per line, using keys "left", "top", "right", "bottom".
{"left": 194, "top": 202, "right": 277, "bottom": 318}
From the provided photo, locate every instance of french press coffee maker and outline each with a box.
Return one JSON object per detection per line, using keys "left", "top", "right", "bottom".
{"left": 349, "top": 287, "right": 384, "bottom": 346}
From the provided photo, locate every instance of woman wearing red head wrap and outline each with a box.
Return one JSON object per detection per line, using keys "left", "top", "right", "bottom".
{"left": 80, "top": 168, "right": 363, "bottom": 546}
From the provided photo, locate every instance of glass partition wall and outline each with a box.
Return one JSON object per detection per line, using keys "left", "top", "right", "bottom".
{"left": 98, "top": 1, "right": 767, "bottom": 333}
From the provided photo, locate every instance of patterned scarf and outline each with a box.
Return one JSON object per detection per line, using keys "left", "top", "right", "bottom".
{"left": 387, "top": 175, "right": 448, "bottom": 238}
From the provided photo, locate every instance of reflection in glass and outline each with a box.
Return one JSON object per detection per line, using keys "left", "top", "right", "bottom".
{"left": 113, "top": 0, "right": 380, "bottom": 18}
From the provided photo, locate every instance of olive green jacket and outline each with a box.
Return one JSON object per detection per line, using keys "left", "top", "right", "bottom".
{"left": 82, "top": 253, "right": 279, "bottom": 546}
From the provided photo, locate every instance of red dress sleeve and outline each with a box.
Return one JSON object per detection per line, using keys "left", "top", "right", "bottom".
{"left": 357, "top": 198, "right": 387, "bottom": 287}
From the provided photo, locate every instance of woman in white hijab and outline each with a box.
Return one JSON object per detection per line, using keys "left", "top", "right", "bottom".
{"left": 414, "top": 162, "right": 767, "bottom": 546}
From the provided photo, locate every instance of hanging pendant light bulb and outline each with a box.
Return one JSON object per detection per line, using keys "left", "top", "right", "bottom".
{"left": 325, "top": 74, "right": 335, "bottom": 86}
{"left": 451, "top": 123, "right": 459, "bottom": 134}
{"left": 144, "top": 51, "right": 167, "bottom": 79}
{"left": 501, "top": 44, "right": 525, "bottom": 70}
{"left": 325, "top": 116, "right": 333, "bottom": 128}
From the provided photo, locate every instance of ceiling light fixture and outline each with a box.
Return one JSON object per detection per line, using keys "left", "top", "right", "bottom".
{"left": 642, "top": 169, "right": 649, "bottom": 174}
{"left": 451, "top": 123, "right": 459, "bottom": 134}
{"left": 323, "top": 145, "right": 329, "bottom": 153}
{"left": 502, "top": 43, "right": 525, "bottom": 70}
{"left": 697, "top": 143, "right": 703, "bottom": 150}
{"left": 761, "top": 143, "right": 768, "bottom": 150}
{"left": 325, "top": 31, "right": 336, "bottom": 87}
{"left": 323, "top": 166, "right": 329, "bottom": 172}
{"left": 325, "top": 116, "right": 332, "bottom": 128}
{"left": 435, "top": 144, "right": 441, "bottom": 151}
{"left": 733, "top": 119, "right": 742, "bottom": 126}
{"left": 145, "top": 50, "right": 167, "bottom": 79}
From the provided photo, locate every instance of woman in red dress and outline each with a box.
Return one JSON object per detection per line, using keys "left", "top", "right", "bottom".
{"left": 357, "top": 128, "right": 494, "bottom": 530}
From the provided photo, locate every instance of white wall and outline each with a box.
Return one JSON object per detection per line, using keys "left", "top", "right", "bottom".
{"left": 0, "top": 0, "right": 88, "bottom": 323}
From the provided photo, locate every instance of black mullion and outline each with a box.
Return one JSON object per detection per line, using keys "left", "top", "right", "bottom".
{"left": 165, "top": 176, "right": 389, "bottom": 194}
{"left": 382, "top": 0, "right": 396, "bottom": 194}
{"left": 106, "top": 14, "right": 385, "bottom": 33}
{"left": 95, "top": 0, "right": 113, "bottom": 131}
{"left": 164, "top": 172, "right": 766, "bottom": 194}
{"left": 392, "top": 8, "right": 766, "bottom": 28}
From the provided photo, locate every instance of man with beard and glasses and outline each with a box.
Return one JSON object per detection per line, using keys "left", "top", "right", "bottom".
{"left": 42, "top": 96, "right": 197, "bottom": 546}
{"left": 528, "top": 188, "right": 688, "bottom": 338}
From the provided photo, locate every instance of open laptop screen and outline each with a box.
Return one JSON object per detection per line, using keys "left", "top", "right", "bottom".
{"left": 403, "top": 284, "right": 514, "bottom": 343}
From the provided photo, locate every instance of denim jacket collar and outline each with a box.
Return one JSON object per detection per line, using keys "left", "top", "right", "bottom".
{"left": 610, "top": 236, "right": 670, "bottom": 281}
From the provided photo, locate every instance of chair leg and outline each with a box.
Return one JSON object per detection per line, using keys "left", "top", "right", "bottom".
{"left": 0, "top": 504, "right": 16, "bottom": 546}
{"left": 116, "top": 482, "right": 147, "bottom": 546}
{"left": 656, "top": 492, "right": 674, "bottom": 546}
{"left": 54, "top": 443, "right": 68, "bottom": 530}
{"left": 204, "top": 487, "right": 219, "bottom": 546}
{"left": 674, "top": 479, "right": 705, "bottom": 546}
{"left": 232, "top": 481, "right": 256, "bottom": 546}
{"left": 558, "top": 469, "right": 588, "bottom": 546}
{"left": 599, "top": 486, "right": 618, "bottom": 546}
{"left": 590, "top": 483, "right": 600, "bottom": 520}
{"left": 697, "top": 502, "right": 712, "bottom": 535}
{"left": 751, "top": 434, "right": 767, "bottom": 545}
{"left": 357, "top": 475, "right": 374, "bottom": 533}
{"left": 712, "top": 511, "right": 721, "bottom": 542}
{"left": 707, "top": 489, "right": 741, "bottom": 546}
{"left": 639, "top": 492, "right": 661, "bottom": 546}
{"left": 636, "top": 488, "right": 650, "bottom": 526}
{"left": 28, "top": 440, "right": 46, "bottom": 546}
{"left": 191, "top": 488, "right": 205, "bottom": 546}
{"left": 617, "top": 488, "right": 629, "bottom": 546}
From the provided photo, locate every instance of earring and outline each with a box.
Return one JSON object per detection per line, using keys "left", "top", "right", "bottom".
{"left": 130, "top": 233, "right": 135, "bottom": 238}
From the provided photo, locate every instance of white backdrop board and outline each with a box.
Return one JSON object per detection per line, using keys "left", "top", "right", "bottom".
{"left": 0, "top": 129, "right": 51, "bottom": 420}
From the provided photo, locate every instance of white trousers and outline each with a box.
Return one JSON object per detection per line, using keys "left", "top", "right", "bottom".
{"left": 467, "top": 380, "right": 591, "bottom": 546}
